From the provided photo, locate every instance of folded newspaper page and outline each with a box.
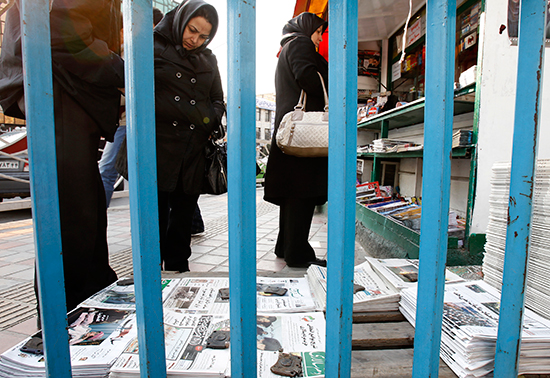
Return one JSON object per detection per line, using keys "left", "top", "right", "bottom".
{"left": 162, "top": 276, "right": 316, "bottom": 314}
{"left": 79, "top": 277, "right": 180, "bottom": 310}
{"left": 366, "top": 257, "right": 464, "bottom": 291}
{"left": 0, "top": 308, "right": 137, "bottom": 377}
{"left": 307, "top": 261, "right": 400, "bottom": 312}
{"left": 400, "top": 280, "right": 550, "bottom": 377}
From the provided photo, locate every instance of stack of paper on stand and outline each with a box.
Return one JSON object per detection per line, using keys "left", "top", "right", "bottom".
{"left": 161, "top": 277, "right": 317, "bottom": 314}
{"left": 307, "top": 261, "right": 400, "bottom": 312}
{"left": 371, "top": 139, "right": 423, "bottom": 153}
{"left": 0, "top": 308, "right": 137, "bottom": 378}
{"left": 109, "top": 311, "right": 326, "bottom": 378}
{"left": 452, "top": 129, "right": 473, "bottom": 148}
{"left": 399, "top": 280, "right": 550, "bottom": 377}
{"left": 483, "top": 160, "right": 550, "bottom": 320}
{"left": 80, "top": 278, "right": 181, "bottom": 310}
{"left": 110, "top": 311, "right": 231, "bottom": 378}
{"left": 365, "top": 257, "right": 464, "bottom": 292}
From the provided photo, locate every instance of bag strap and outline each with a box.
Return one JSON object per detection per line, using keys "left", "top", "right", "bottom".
{"left": 293, "top": 72, "right": 328, "bottom": 112}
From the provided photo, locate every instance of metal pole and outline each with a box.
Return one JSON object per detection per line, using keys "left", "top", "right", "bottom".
{"left": 494, "top": 1, "right": 546, "bottom": 376}
{"left": 227, "top": 1, "right": 257, "bottom": 377}
{"left": 20, "top": 0, "right": 72, "bottom": 375}
{"left": 325, "top": 0, "right": 358, "bottom": 377}
{"left": 122, "top": 0, "right": 167, "bottom": 376}
{"left": 412, "top": 0, "right": 456, "bottom": 376}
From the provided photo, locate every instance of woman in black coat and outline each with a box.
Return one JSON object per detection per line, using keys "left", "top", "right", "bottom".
{"left": 263, "top": 12, "right": 328, "bottom": 268}
{"left": 153, "top": 0, "right": 225, "bottom": 272}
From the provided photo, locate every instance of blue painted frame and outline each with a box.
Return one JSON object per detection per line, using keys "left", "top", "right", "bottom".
{"left": 494, "top": 1, "right": 546, "bottom": 377}
{"left": 412, "top": 1, "right": 456, "bottom": 376}
{"left": 325, "top": 1, "right": 358, "bottom": 377}
{"left": 227, "top": 1, "right": 258, "bottom": 377}
{"left": 20, "top": 0, "right": 71, "bottom": 376}
{"left": 122, "top": 0, "right": 167, "bottom": 377}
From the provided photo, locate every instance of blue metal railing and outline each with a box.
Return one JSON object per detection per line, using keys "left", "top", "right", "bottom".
{"left": 19, "top": 0, "right": 544, "bottom": 377}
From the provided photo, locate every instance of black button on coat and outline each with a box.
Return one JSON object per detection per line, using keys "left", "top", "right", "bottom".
{"left": 264, "top": 14, "right": 329, "bottom": 206}
{"left": 153, "top": 0, "right": 225, "bottom": 193}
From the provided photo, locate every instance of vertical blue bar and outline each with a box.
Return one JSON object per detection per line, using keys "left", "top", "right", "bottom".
{"left": 494, "top": 1, "right": 546, "bottom": 376}
{"left": 20, "top": 0, "right": 72, "bottom": 376}
{"left": 325, "top": 0, "right": 357, "bottom": 377}
{"left": 122, "top": 1, "right": 167, "bottom": 377}
{"left": 412, "top": 0, "right": 456, "bottom": 377}
{"left": 227, "top": 1, "right": 257, "bottom": 377}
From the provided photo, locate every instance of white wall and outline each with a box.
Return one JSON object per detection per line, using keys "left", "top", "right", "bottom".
{"left": 471, "top": 0, "right": 550, "bottom": 234}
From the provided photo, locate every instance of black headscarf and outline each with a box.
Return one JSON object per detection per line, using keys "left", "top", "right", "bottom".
{"left": 154, "top": 0, "right": 218, "bottom": 54}
{"left": 280, "top": 12, "right": 327, "bottom": 47}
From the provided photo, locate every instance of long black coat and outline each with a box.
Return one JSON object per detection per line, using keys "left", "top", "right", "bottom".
{"left": 0, "top": 0, "right": 124, "bottom": 141}
{"left": 264, "top": 35, "right": 329, "bottom": 205}
{"left": 153, "top": 2, "right": 225, "bottom": 193}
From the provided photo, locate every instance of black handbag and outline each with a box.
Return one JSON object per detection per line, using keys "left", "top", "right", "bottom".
{"left": 202, "top": 138, "right": 228, "bottom": 195}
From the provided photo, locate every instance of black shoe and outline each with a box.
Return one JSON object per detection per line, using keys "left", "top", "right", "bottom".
{"left": 286, "top": 258, "right": 327, "bottom": 268}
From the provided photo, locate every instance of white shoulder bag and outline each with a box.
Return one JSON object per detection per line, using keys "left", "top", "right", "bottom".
{"left": 276, "top": 72, "right": 328, "bottom": 157}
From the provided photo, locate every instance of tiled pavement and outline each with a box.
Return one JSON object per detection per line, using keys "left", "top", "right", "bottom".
{"left": 0, "top": 187, "right": 332, "bottom": 354}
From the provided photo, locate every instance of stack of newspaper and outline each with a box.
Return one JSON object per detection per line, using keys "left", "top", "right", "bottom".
{"left": 400, "top": 280, "right": 550, "bottom": 377}
{"left": 109, "top": 311, "right": 326, "bottom": 378}
{"left": 371, "top": 139, "right": 423, "bottom": 153}
{"left": 307, "top": 261, "right": 400, "bottom": 312}
{"left": 365, "top": 257, "right": 464, "bottom": 292}
{"left": 452, "top": 129, "right": 473, "bottom": 148}
{"left": 483, "top": 160, "right": 550, "bottom": 319}
{"left": 0, "top": 307, "right": 138, "bottom": 378}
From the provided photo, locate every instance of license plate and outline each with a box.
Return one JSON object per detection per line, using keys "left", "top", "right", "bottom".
{"left": 0, "top": 161, "right": 19, "bottom": 169}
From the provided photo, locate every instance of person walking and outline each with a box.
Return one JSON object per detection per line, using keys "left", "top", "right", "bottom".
{"left": 0, "top": 0, "right": 124, "bottom": 313}
{"left": 264, "top": 12, "right": 328, "bottom": 268}
{"left": 153, "top": 0, "right": 225, "bottom": 272}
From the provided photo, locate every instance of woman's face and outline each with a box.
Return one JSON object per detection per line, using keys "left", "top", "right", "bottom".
{"left": 311, "top": 25, "right": 324, "bottom": 49}
{"left": 182, "top": 16, "right": 212, "bottom": 51}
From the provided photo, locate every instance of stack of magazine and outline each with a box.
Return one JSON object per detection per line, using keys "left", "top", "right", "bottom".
{"left": 307, "top": 261, "right": 400, "bottom": 312}
{"left": 0, "top": 276, "right": 325, "bottom": 378}
{"left": 483, "top": 160, "right": 550, "bottom": 320}
{"left": 400, "top": 280, "right": 550, "bottom": 377}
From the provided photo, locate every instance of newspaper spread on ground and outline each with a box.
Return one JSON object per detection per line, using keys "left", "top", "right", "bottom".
{"left": 110, "top": 311, "right": 326, "bottom": 378}
{"left": 307, "top": 261, "right": 400, "bottom": 312}
{"left": 400, "top": 280, "right": 550, "bottom": 377}
{"left": 0, "top": 308, "right": 137, "bottom": 378}
{"left": 366, "top": 257, "right": 465, "bottom": 291}
{"left": 79, "top": 278, "right": 181, "bottom": 310}
{"left": 162, "top": 276, "right": 316, "bottom": 314}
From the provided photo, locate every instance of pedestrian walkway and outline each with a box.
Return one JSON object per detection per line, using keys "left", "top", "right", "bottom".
{"left": 0, "top": 187, "right": 330, "bottom": 353}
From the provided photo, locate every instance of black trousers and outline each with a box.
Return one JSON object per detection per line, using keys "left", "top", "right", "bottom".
{"left": 274, "top": 197, "right": 317, "bottom": 265}
{"left": 158, "top": 178, "right": 199, "bottom": 272}
{"left": 35, "top": 81, "right": 118, "bottom": 312}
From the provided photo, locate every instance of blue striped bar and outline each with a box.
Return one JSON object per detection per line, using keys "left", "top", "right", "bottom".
{"left": 20, "top": 0, "right": 72, "bottom": 376}
{"left": 122, "top": 1, "right": 167, "bottom": 376}
{"left": 227, "top": 1, "right": 257, "bottom": 377}
{"left": 494, "top": 1, "right": 546, "bottom": 376}
{"left": 325, "top": 1, "right": 358, "bottom": 377}
{"left": 412, "top": 0, "right": 456, "bottom": 376}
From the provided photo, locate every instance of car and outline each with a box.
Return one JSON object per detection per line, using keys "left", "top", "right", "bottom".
{"left": 0, "top": 128, "right": 30, "bottom": 201}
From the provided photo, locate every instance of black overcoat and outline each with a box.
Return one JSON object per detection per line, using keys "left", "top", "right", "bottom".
{"left": 263, "top": 35, "right": 329, "bottom": 205}
{"left": 153, "top": 2, "right": 225, "bottom": 193}
{"left": 0, "top": 0, "right": 124, "bottom": 141}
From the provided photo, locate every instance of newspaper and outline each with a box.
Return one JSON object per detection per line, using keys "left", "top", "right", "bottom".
{"left": 79, "top": 278, "right": 181, "bottom": 310}
{"left": 366, "top": 257, "right": 465, "bottom": 291}
{"left": 162, "top": 277, "right": 317, "bottom": 314}
{"left": 110, "top": 311, "right": 326, "bottom": 378}
{"left": 307, "top": 261, "right": 400, "bottom": 312}
{"left": 0, "top": 308, "right": 137, "bottom": 378}
{"left": 400, "top": 280, "right": 550, "bottom": 377}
